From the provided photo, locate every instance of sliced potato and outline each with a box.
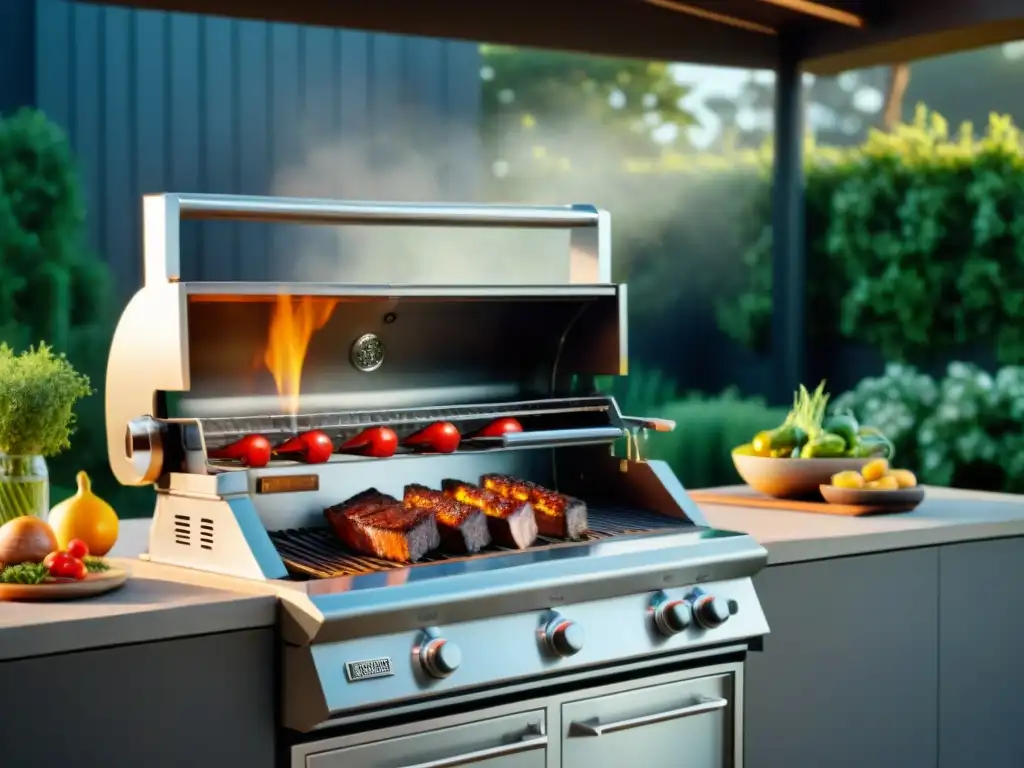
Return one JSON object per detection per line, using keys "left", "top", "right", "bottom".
{"left": 861, "top": 458, "right": 889, "bottom": 482}
{"left": 889, "top": 469, "right": 917, "bottom": 489}
{"left": 864, "top": 475, "right": 899, "bottom": 491}
{"left": 831, "top": 470, "right": 865, "bottom": 489}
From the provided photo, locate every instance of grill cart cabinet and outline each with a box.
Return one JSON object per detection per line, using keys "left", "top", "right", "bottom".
{"left": 744, "top": 538, "right": 1024, "bottom": 768}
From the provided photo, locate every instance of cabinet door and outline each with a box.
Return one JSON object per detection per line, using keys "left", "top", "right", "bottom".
{"left": 939, "top": 537, "right": 1024, "bottom": 768}
{"left": 305, "top": 710, "right": 547, "bottom": 768}
{"left": 561, "top": 672, "right": 734, "bottom": 768}
{"left": 744, "top": 549, "right": 939, "bottom": 768}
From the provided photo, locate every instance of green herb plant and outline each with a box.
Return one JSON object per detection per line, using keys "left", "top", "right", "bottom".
{"left": 0, "top": 343, "right": 92, "bottom": 522}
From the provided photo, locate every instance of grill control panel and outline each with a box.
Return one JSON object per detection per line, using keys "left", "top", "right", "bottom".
{"left": 291, "top": 577, "right": 769, "bottom": 719}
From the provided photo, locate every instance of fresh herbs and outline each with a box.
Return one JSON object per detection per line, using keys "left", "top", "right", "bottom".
{"left": 0, "top": 343, "right": 93, "bottom": 457}
{"left": 83, "top": 555, "right": 110, "bottom": 573}
{"left": 0, "top": 562, "right": 49, "bottom": 584}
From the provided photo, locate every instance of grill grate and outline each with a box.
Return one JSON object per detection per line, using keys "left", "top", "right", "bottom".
{"left": 269, "top": 506, "right": 694, "bottom": 580}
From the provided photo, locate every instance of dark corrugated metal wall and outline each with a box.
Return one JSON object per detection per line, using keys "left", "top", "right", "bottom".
{"left": 34, "top": 0, "right": 482, "bottom": 299}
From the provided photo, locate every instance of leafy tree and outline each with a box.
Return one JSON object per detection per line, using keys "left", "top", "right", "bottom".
{"left": 0, "top": 108, "right": 119, "bottom": 503}
{"left": 480, "top": 45, "right": 696, "bottom": 173}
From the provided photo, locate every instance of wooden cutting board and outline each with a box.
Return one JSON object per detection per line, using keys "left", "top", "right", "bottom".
{"left": 688, "top": 486, "right": 917, "bottom": 517}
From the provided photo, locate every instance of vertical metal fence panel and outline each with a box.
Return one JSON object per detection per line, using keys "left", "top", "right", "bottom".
{"left": 33, "top": 0, "right": 482, "bottom": 300}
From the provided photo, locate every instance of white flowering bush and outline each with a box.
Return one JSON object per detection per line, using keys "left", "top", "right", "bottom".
{"left": 835, "top": 362, "right": 1024, "bottom": 491}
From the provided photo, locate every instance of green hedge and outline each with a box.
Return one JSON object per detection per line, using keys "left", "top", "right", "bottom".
{"left": 723, "top": 107, "right": 1024, "bottom": 364}
{"left": 494, "top": 106, "right": 1024, "bottom": 367}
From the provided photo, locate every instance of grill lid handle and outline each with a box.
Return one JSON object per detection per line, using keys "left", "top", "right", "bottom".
{"left": 496, "top": 426, "right": 625, "bottom": 448}
{"left": 142, "top": 193, "right": 610, "bottom": 285}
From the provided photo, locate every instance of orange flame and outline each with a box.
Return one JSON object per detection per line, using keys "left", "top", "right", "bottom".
{"left": 263, "top": 296, "right": 338, "bottom": 414}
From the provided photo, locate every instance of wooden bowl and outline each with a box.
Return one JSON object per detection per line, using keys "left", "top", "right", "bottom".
{"left": 731, "top": 451, "right": 872, "bottom": 499}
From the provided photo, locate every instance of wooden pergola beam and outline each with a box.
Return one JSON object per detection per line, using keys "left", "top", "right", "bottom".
{"left": 756, "top": 0, "right": 865, "bottom": 28}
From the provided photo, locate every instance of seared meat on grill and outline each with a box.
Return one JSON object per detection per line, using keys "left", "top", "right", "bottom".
{"left": 324, "top": 488, "right": 440, "bottom": 563}
{"left": 442, "top": 479, "right": 538, "bottom": 550}
{"left": 404, "top": 484, "right": 492, "bottom": 554}
{"left": 480, "top": 475, "right": 588, "bottom": 540}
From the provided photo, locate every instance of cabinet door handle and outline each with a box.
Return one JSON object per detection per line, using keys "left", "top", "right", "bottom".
{"left": 569, "top": 696, "right": 728, "bottom": 737}
{"left": 399, "top": 734, "right": 548, "bottom": 768}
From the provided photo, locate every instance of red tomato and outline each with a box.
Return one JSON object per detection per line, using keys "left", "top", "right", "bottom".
{"left": 49, "top": 552, "right": 87, "bottom": 580}
{"left": 405, "top": 421, "right": 461, "bottom": 454}
{"left": 276, "top": 430, "right": 334, "bottom": 463}
{"left": 476, "top": 418, "right": 523, "bottom": 438}
{"left": 209, "top": 434, "right": 272, "bottom": 468}
{"left": 43, "top": 551, "right": 60, "bottom": 569}
{"left": 66, "top": 539, "right": 89, "bottom": 559}
{"left": 340, "top": 427, "right": 399, "bottom": 458}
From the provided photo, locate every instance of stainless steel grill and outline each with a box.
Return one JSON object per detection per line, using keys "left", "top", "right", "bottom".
{"left": 106, "top": 193, "right": 769, "bottom": 767}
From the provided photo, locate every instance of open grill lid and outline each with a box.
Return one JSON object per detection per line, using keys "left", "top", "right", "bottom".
{"left": 107, "top": 194, "right": 625, "bottom": 487}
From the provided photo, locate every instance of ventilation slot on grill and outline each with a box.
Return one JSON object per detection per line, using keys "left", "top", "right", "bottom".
{"left": 174, "top": 514, "right": 191, "bottom": 547}
{"left": 199, "top": 518, "right": 214, "bottom": 550}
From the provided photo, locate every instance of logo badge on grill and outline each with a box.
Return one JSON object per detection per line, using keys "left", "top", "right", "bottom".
{"left": 345, "top": 657, "right": 395, "bottom": 682}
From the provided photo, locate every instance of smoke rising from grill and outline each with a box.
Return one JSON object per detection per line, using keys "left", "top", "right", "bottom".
{"left": 269, "top": 107, "right": 700, "bottom": 286}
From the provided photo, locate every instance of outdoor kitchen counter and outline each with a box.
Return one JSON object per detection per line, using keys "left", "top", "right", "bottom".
{"left": 9, "top": 484, "right": 1020, "bottom": 660}
{"left": 697, "top": 484, "right": 1024, "bottom": 565}
{"left": 0, "top": 548, "right": 276, "bottom": 662}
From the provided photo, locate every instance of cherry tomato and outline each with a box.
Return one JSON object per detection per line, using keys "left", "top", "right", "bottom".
{"left": 209, "top": 434, "right": 272, "bottom": 468}
{"left": 405, "top": 421, "right": 461, "bottom": 454}
{"left": 66, "top": 539, "right": 89, "bottom": 560}
{"left": 340, "top": 427, "right": 399, "bottom": 458}
{"left": 275, "top": 430, "right": 334, "bottom": 463}
{"left": 43, "top": 551, "right": 60, "bottom": 569}
{"left": 49, "top": 552, "right": 87, "bottom": 580}
{"left": 476, "top": 418, "right": 523, "bottom": 438}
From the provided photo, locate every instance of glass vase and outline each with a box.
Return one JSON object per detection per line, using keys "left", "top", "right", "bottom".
{"left": 0, "top": 454, "right": 49, "bottom": 524}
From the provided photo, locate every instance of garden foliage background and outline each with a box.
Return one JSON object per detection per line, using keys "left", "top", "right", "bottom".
{"left": 6, "top": 94, "right": 1024, "bottom": 515}
{"left": 496, "top": 104, "right": 1024, "bottom": 494}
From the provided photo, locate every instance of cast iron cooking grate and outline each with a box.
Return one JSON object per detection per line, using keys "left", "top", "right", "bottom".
{"left": 269, "top": 505, "right": 694, "bottom": 579}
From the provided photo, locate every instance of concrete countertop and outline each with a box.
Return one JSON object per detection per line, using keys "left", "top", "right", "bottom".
{"left": 0, "top": 527, "right": 277, "bottom": 661}
{"left": 697, "top": 485, "right": 1024, "bottom": 565}
{"left": 5, "top": 485, "right": 1022, "bottom": 661}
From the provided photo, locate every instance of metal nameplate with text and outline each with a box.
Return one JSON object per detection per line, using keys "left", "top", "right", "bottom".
{"left": 345, "top": 657, "right": 395, "bottom": 683}
{"left": 256, "top": 474, "right": 319, "bottom": 494}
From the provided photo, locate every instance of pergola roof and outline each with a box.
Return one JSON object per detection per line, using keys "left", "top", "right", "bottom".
{"left": 87, "top": 0, "right": 1024, "bottom": 73}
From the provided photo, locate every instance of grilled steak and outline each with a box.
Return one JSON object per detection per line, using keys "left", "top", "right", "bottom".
{"left": 404, "top": 484, "right": 492, "bottom": 554}
{"left": 324, "top": 488, "right": 440, "bottom": 563}
{"left": 480, "top": 474, "right": 588, "bottom": 540}
{"left": 442, "top": 479, "right": 538, "bottom": 550}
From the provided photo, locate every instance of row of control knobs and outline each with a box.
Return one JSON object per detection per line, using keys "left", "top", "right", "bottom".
{"left": 417, "top": 592, "right": 737, "bottom": 678}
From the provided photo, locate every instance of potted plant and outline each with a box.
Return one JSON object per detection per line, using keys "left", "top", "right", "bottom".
{"left": 0, "top": 343, "right": 92, "bottom": 523}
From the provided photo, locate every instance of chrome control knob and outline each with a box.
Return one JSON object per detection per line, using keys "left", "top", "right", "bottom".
{"left": 693, "top": 596, "right": 731, "bottom": 629}
{"left": 419, "top": 637, "right": 462, "bottom": 679}
{"left": 543, "top": 618, "right": 585, "bottom": 657}
{"left": 653, "top": 599, "right": 692, "bottom": 637}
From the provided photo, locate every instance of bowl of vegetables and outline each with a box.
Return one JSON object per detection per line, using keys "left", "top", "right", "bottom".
{"left": 731, "top": 382, "right": 894, "bottom": 499}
